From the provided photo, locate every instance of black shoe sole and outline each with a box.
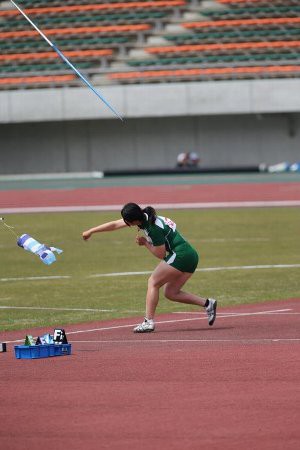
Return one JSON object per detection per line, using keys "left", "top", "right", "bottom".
{"left": 208, "top": 301, "right": 217, "bottom": 326}
{"left": 133, "top": 328, "right": 155, "bottom": 333}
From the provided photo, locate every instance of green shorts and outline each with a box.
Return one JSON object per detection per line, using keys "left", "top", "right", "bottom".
{"left": 164, "top": 243, "right": 199, "bottom": 273}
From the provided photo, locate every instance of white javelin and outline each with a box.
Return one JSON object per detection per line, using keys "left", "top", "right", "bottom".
{"left": 10, "top": 0, "right": 123, "bottom": 121}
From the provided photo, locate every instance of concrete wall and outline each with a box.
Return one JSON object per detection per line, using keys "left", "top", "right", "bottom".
{"left": 0, "top": 113, "right": 299, "bottom": 174}
{"left": 1, "top": 78, "right": 300, "bottom": 174}
{"left": 1, "top": 79, "right": 300, "bottom": 123}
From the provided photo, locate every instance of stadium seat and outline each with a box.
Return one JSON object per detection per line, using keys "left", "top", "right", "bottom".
{"left": 108, "top": 65, "right": 300, "bottom": 83}
{"left": 146, "top": 41, "right": 300, "bottom": 55}
{"left": 201, "top": 6, "right": 300, "bottom": 20}
{"left": 183, "top": 17, "right": 300, "bottom": 30}
{"left": 0, "top": 0, "right": 299, "bottom": 88}
{"left": 0, "top": 74, "right": 77, "bottom": 87}
{"left": 0, "top": 1, "right": 187, "bottom": 17}
{"left": 164, "top": 28, "right": 300, "bottom": 45}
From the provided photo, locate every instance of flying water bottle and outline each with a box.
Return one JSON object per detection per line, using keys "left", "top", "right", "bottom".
{"left": 17, "top": 234, "right": 63, "bottom": 265}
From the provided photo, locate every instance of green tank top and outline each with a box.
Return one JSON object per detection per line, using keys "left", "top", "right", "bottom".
{"left": 140, "top": 215, "right": 188, "bottom": 253}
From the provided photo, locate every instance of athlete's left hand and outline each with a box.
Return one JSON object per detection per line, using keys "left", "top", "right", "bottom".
{"left": 136, "top": 235, "right": 147, "bottom": 246}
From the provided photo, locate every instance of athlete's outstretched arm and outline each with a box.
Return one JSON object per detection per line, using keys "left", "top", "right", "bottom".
{"left": 82, "top": 219, "right": 127, "bottom": 240}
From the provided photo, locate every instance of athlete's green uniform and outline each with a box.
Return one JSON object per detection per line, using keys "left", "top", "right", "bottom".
{"left": 140, "top": 215, "right": 199, "bottom": 273}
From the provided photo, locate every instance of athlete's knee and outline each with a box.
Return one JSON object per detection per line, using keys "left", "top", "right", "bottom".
{"left": 148, "top": 274, "right": 162, "bottom": 290}
{"left": 163, "top": 284, "right": 178, "bottom": 301}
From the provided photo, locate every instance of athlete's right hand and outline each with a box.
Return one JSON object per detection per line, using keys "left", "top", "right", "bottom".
{"left": 82, "top": 230, "right": 92, "bottom": 241}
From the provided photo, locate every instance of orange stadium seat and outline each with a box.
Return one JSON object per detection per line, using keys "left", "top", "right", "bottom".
{"left": 108, "top": 65, "right": 300, "bottom": 82}
{"left": 0, "top": 23, "right": 152, "bottom": 39}
{"left": 183, "top": 17, "right": 300, "bottom": 30}
{"left": 0, "top": 1, "right": 186, "bottom": 17}
{"left": 0, "top": 49, "right": 113, "bottom": 62}
{"left": 217, "top": 0, "right": 297, "bottom": 3}
{"left": 0, "top": 74, "right": 76, "bottom": 85}
{"left": 146, "top": 40, "right": 300, "bottom": 55}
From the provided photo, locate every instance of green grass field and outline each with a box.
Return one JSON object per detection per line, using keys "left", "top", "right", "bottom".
{"left": 0, "top": 207, "right": 299, "bottom": 332}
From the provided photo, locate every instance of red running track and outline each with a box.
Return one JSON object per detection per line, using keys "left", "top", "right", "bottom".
{"left": 1, "top": 299, "right": 300, "bottom": 450}
{"left": 1, "top": 182, "right": 300, "bottom": 210}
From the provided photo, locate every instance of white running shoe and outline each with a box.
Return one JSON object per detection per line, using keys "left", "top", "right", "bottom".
{"left": 133, "top": 318, "right": 155, "bottom": 333}
{"left": 206, "top": 298, "right": 217, "bottom": 326}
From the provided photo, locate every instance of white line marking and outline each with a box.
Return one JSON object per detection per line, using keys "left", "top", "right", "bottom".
{"left": 0, "top": 305, "right": 142, "bottom": 314}
{"left": 63, "top": 308, "right": 294, "bottom": 334}
{"left": 1, "top": 200, "right": 300, "bottom": 214}
{"left": 89, "top": 264, "right": 300, "bottom": 278}
{"left": 198, "top": 264, "right": 300, "bottom": 272}
{"left": 174, "top": 309, "right": 292, "bottom": 315}
{"left": 0, "top": 275, "right": 71, "bottom": 282}
{"left": 70, "top": 338, "right": 300, "bottom": 344}
{"left": 0, "top": 306, "right": 115, "bottom": 312}
{"left": 90, "top": 271, "right": 152, "bottom": 278}
{"left": 1, "top": 265, "right": 299, "bottom": 283}
{"left": 4, "top": 308, "right": 292, "bottom": 344}
{"left": 199, "top": 238, "right": 270, "bottom": 243}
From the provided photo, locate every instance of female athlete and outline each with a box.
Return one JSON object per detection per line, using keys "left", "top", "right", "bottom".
{"left": 82, "top": 203, "right": 217, "bottom": 333}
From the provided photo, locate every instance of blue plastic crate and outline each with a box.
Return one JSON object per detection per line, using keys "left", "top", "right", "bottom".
{"left": 14, "top": 344, "right": 71, "bottom": 359}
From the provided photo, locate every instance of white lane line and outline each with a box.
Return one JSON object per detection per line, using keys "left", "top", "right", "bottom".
{"left": 199, "top": 264, "right": 300, "bottom": 272}
{"left": 199, "top": 238, "right": 270, "bottom": 243}
{"left": 0, "top": 305, "right": 142, "bottom": 314}
{"left": 0, "top": 275, "right": 71, "bottom": 282}
{"left": 89, "top": 264, "right": 300, "bottom": 278}
{"left": 174, "top": 309, "right": 292, "bottom": 315}
{"left": 1, "top": 264, "right": 299, "bottom": 283}
{"left": 4, "top": 308, "right": 293, "bottom": 344}
{"left": 90, "top": 271, "right": 152, "bottom": 278}
{"left": 70, "top": 338, "right": 300, "bottom": 344}
{"left": 2, "top": 200, "right": 300, "bottom": 214}
{"left": 0, "top": 306, "right": 115, "bottom": 312}
{"left": 66, "top": 310, "right": 290, "bottom": 335}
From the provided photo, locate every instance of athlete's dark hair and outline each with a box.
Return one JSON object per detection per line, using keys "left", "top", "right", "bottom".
{"left": 121, "top": 203, "right": 157, "bottom": 225}
{"left": 143, "top": 206, "right": 157, "bottom": 224}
